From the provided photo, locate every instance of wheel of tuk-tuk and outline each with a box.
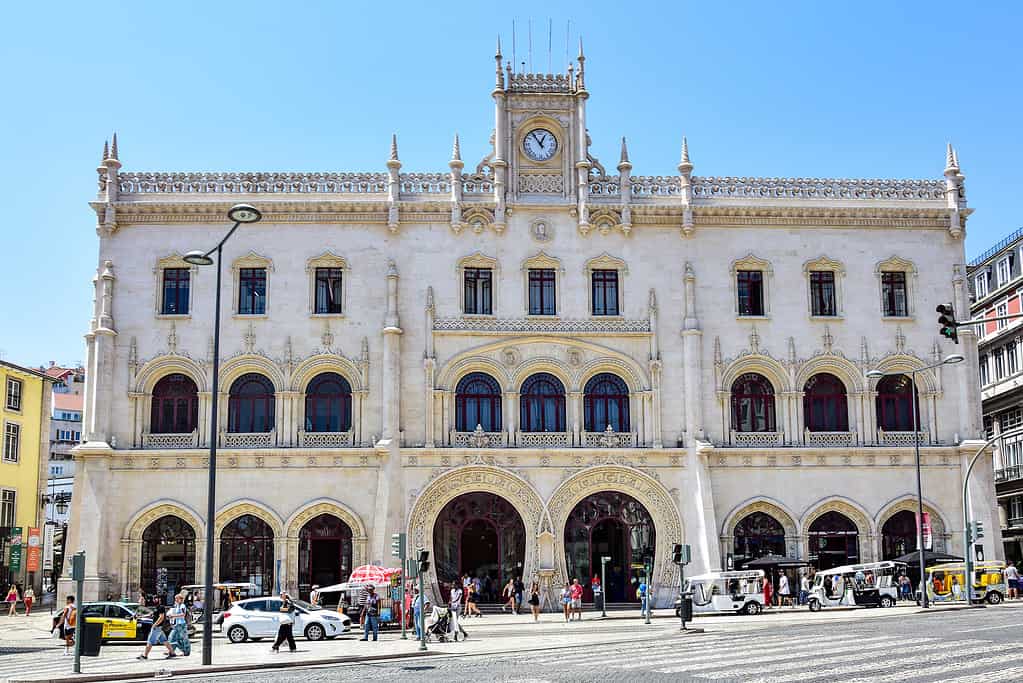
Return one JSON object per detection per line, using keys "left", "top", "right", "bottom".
{"left": 880, "top": 595, "right": 895, "bottom": 608}
{"left": 808, "top": 599, "right": 822, "bottom": 612}
{"left": 742, "top": 601, "right": 762, "bottom": 615}
{"left": 987, "top": 591, "right": 1003, "bottom": 605}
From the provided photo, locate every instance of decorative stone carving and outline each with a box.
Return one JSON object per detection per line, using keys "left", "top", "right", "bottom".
{"left": 453, "top": 429, "right": 504, "bottom": 448}
{"left": 520, "top": 433, "right": 570, "bottom": 448}
{"left": 692, "top": 177, "right": 945, "bottom": 200}
{"left": 143, "top": 432, "right": 197, "bottom": 449}
{"left": 530, "top": 219, "right": 553, "bottom": 242}
{"left": 519, "top": 174, "right": 564, "bottom": 194}
{"left": 434, "top": 317, "right": 651, "bottom": 334}
{"left": 298, "top": 431, "right": 352, "bottom": 448}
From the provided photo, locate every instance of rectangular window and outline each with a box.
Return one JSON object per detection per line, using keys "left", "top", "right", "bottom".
{"left": 975, "top": 274, "right": 989, "bottom": 298}
{"left": 1011, "top": 497, "right": 1023, "bottom": 523}
{"left": 736, "top": 270, "right": 764, "bottom": 316}
{"left": 3, "top": 422, "right": 19, "bottom": 462}
{"left": 591, "top": 270, "right": 620, "bottom": 316}
{"left": 809, "top": 271, "right": 837, "bottom": 316}
{"left": 1009, "top": 341, "right": 1019, "bottom": 375}
{"left": 463, "top": 268, "right": 493, "bottom": 315}
{"left": 980, "top": 354, "right": 989, "bottom": 386}
{"left": 0, "top": 490, "right": 15, "bottom": 527}
{"left": 998, "top": 257, "right": 1012, "bottom": 287}
{"left": 238, "top": 268, "right": 267, "bottom": 315}
{"left": 314, "top": 267, "right": 343, "bottom": 314}
{"left": 528, "top": 269, "right": 556, "bottom": 316}
{"left": 881, "top": 272, "right": 908, "bottom": 317}
{"left": 995, "top": 348, "right": 1006, "bottom": 380}
{"left": 5, "top": 378, "right": 22, "bottom": 411}
{"left": 161, "top": 268, "right": 190, "bottom": 315}
{"left": 998, "top": 302, "right": 1009, "bottom": 330}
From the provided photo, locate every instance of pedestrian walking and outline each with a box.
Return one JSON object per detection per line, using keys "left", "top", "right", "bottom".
{"left": 899, "top": 574, "right": 912, "bottom": 601}
{"left": 1006, "top": 562, "right": 1020, "bottom": 600}
{"left": 6, "top": 585, "right": 18, "bottom": 616}
{"left": 502, "top": 578, "right": 516, "bottom": 612}
{"left": 447, "top": 582, "right": 468, "bottom": 640}
{"left": 778, "top": 572, "right": 793, "bottom": 608}
{"left": 359, "top": 585, "right": 380, "bottom": 642}
{"left": 465, "top": 582, "right": 482, "bottom": 617}
{"left": 513, "top": 576, "right": 525, "bottom": 614}
{"left": 638, "top": 581, "right": 649, "bottom": 617}
{"left": 560, "top": 582, "right": 572, "bottom": 622}
{"left": 137, "top": 598, "right": 174, "bottom": 660}
{"left": 528, "top": 582, "right": 541, "bottom": 622}
{"left": 22, "top": 587, "right": 34, "bottom": 616}
{"left": 412, "top": 591, "right": 427, "bottom": 639}
{"left": 57, "top": 595, "right": 77, "bottom": 656}
{"left": 799, "top": 573, "right": 810, "bottom": 606}
{"left": 951, "top": 576, "right": 963, "bottom": 601}
{"left": 570, "top": 578, "right": 584, "bottom": 620}
{"left": 270, "top": 591, "right": 297, "bottom": 652}
{"left": 167, "top": 593, "right": 191, "bottom": 656}
{"left": 310, "top": 585, "right": 321, "bottom": 606}
{"left": 762, "top": 575, "right": 773, "bottom": 609}
{"left": 461, "top": 574, "right": 472, "bottom": 615}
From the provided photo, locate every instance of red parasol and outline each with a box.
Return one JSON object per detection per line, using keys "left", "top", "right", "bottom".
{"left": 349, "top": 565, "right": 402, "bottom": 585}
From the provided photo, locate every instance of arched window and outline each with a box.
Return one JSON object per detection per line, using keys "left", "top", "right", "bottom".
{"left": 150, "top": 374, "right": 199, "bottom": 434}
{"left": 808, "top": 511, "right": 860, "bottom": 570}
{"left": 803, "top": 373, "right": 849, "bottom": 432}
{"left": 881, "top": 510, "right": 917, "bottom": 560}
{"left": 228, "top": 373, "right": 275, "bottom": 433}
{"left": 584, "top": 373, "right": 630, "bottom": 432}
{"left": 140, "top": 515, "right": 195, "bottom": 595}
{"left": 731, "top": 373, "right": 776, "bottom": 432}
{"left": 304, "top": 373, "right": 352, "bottom": 432}
{"left": 455, "top": 373, "right": 502, "bottom": 432}
{"left": 875, "top": 374, "right": 919, "bottom": 431}
{"left": 732, "top": 512, "right": 786, "bottom": 569}
{"left": 219, "top": 514, "right": 274, "bottom": 595}
{"left": 519, "top": 373, "right": 566, "bottom": 432}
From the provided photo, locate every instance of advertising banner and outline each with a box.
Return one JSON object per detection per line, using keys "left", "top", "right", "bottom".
{"left": 921, "top": 512, "right": 932, "bottom": 550}
{"left": 43, "top": 525, "right": 55, "bottom": 571}
{"left": 8, "top": 527, "right": 23, "bottom": 573}
{"left": 26, "top": 527, "right": 41, "bottom": 572}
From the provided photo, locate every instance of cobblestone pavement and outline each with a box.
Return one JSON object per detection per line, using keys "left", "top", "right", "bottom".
{"left": 4, "top": 603, "right": 1023, "bottom": 682}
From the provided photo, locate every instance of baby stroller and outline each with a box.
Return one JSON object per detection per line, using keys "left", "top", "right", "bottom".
{"left": 426, "top": 607, "right": 451, "bottom": 642}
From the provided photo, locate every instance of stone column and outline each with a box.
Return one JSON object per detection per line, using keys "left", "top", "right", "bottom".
{"left": 197, "top": 392, "right": 211, "bottom": 448}
{"left": 381, "top": 261, "right": 402, "bottom": 441}
{"left": 505, "top": 391, "right": 518, "bottom": 446}
{"left": 569, "top": 391, "right": 582, "bottom": 446}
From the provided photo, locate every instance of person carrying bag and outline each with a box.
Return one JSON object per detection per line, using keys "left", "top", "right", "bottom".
{"left": 271, "top": 591, "right": 297, "bottom": 653}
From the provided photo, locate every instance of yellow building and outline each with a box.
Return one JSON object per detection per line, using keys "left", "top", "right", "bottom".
{"left": 1, "top": 360, "right": 55, "bottom": 592}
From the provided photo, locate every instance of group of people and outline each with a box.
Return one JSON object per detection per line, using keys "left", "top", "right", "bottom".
{"left": 136, "top": 592, "right": 192, "bottom": 659}
{"left": 5, "top": 584, "right": 35, "bottom": 616}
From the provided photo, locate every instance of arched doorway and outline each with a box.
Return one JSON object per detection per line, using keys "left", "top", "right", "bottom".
{"left": 564, "top": 491, "right": 655, "bottom": 602}
{"left": 881, "top": 510, "right": 917, "bottom": 560}
{"left": 140, "top": 515, "right": 195, "bottom": 597}
{"left": 298, "top": 514, "right": 352, "bottom": 600}
{"left": 808, "top": 511, "right": 860, "bottom": 570}
{"left": 732, "top": 512, "right": 786, "bottom": 569}
{"left": 220, "top": 514, "right": 274, "bottom": 596}
{"left": 432, "top": 492, "right": 525, "bottom": 603}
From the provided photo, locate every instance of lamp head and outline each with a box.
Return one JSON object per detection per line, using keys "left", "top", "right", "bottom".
{"left": 943, "top": 354, "right": 965, "bottom": 365}
{"left": 183, "top": 250, "right": 215, "bottom": 266}
{"left": 865, "top": 370, "right": 885, "bottom": 379}
{"left": 227, "top": 204, "right": 262, "bottom": 224}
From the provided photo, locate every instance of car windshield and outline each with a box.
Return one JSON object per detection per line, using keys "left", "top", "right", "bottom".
{"left": 292, "top": 599, "right": 320, "bottom": 611}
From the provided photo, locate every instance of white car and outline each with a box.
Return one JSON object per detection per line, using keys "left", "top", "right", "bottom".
{"left": 223, "top": 597, "right": 351, "bottom": 643}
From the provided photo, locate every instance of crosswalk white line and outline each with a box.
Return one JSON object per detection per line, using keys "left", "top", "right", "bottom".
{"left": 613, "top": 634, "right": 895, "bottom": 670}
{"left": 658, "top": 637, "right": 946, "bottom": 675}
{"left": 822, "top": 642, "right": 1023, "bottom": 683}
{"left": 938, "top": 664, "right": 1023, "bottom": 683}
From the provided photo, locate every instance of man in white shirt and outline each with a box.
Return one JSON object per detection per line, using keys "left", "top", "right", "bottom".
{"left": 778, "top": 573, "right": 792, "bottom": 608}
{"left": 799, "top": 573, "right": 811, "bottom": 605}
{"left": 1006, "top": 562, "right": 1020, "bottom": 600}
{"left": 448, "top": 584, "right": 467, "bottom": 641}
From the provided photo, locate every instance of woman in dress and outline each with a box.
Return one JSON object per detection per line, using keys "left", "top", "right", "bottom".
{"left": 502, "top": 578, "right": 516, "bottom": 613}
{"left": 528, "top": 582, "right": 541, "bottom": 622}
{"left": 560, "top": 582, "right": 572, "bottom": 622}
{"left": 6, "top": 585, "right": 18, "bottom": 616}
{"left": 762, "top": 574, "right": 773, "bottom": 609}
{"left": 465, "top": 582, "right": 482, "bottom": 617}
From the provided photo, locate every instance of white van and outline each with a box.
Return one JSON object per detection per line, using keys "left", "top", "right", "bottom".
{"left": 682, "top": 570, "right": 766, "bottom": 615}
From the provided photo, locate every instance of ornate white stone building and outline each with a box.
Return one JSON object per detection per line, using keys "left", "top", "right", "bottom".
{"left": 66, "top": 44, "right": 997, "bottom": 606}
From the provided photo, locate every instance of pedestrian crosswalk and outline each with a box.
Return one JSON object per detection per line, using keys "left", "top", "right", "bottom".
{"left": 515, "top": 631, "right": 1016, "bottom": 682}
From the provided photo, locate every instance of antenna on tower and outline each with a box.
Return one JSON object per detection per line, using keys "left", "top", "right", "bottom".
{"left": 565, "top": 20, "right": 570, "bottom": 74}
{"left": 547, "top": 18, "right": 552, "bottom": 74}
{"left": 512, "top": 19, "right": 517, "bottom": 74}
{"left": 528, "top": 18, "right": 533, "bottom": 73}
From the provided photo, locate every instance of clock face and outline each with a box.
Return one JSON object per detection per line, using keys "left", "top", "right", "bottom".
{"left": 523, "top": 129, "right": 558, "bottom": 162}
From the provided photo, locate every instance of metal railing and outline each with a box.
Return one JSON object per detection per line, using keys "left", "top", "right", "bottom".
{"left": 969, "top": 226, "right": 1023, "bottom": 267}
{"left": 995, "top": 465, "right": 1023, "bottom": 483}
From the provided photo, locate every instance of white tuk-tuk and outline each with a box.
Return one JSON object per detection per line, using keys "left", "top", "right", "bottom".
{"left": 807, "top": 561, "right": 905, "bottom": 611}
{"left": 682, "top": 570, "right": 767, "bottom": 615}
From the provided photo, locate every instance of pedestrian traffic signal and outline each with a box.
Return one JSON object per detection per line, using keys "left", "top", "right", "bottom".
{"left": 391, "top": 532, "right": 406, "bottom": 558}
{"left": 672, "top": 543, "right": 692, "bottom": 565}
{"left": 973, "top": 520, "right": 985, "bottom": 541}
{"left": 417, "top": 549, "right": 430, "bottom": 574}
{"left": 975, "top": 544, "right": 985, "bottom": 562}
{"left": 936, "top": 304, "right": 959, "bottom": 344}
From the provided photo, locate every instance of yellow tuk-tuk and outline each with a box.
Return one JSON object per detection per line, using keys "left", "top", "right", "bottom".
{"left": 923, "top": 561, "right": 1005, "bottom": 605}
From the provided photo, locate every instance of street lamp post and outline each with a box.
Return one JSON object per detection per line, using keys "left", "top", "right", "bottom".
{"left": 600, "top": 555, "right": 610, "bottom": 617}
{"left": 866, "top": 353, "right": 963, "bottom": 609}
{"left": 184, "top": 204, "right": 262, "bottom": 666}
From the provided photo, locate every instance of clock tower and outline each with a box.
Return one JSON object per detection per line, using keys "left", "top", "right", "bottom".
{"left": 487, "top": 38, "right": 593, "bottom": 231}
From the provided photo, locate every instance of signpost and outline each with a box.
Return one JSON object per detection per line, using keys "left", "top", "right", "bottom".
{"left": 391, "top": 533, "right": 407, "bottom": 640}
{"left": 71, "top": 552, "right": 85, "bottom": 674}
{"left": 416, "top": 549, "right": 429, "bottom": 652}
{"left": 9, "top": 527, "right": 23, "bottom": 576}
{"left": 600, "top": 556, "right": 610, "bottom": 617}
{"left": 26, "top": 527, "right": 41, "bottom": 573}
{"left": 673, "top": 544, "right": 692, "bottom": 631}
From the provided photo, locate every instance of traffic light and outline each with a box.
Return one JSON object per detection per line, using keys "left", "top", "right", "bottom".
{"left": 391, "top": 532, "right": 406, "bottom": 558}
{"left": 974, "top": 520, "right": 985, "bottom": 541}
{"left": 936, "top": 304, "right": 959, "bottom": 344}
{"left": 417, "top": 549, "right": 430, "bottom": 574}
{"left": 672, "top": 544, "right": 683, "bottom": 564}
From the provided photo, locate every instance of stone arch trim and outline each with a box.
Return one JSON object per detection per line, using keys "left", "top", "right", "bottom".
{"left": 720, "top": 354, "right": 790, "bottom": 393}
{"left": 214, "top": 500, "right": 286, "bottom": 539}
{"left": 283, "top": 499, "right": 368, "bottom": 594}
{"left": 441, "top": 357, "right": 512, "bottom": 392}
{"left": 122, "top": 500, "right": 205, "bottom": 596}
{"left": 219, "top": 354, "right": 287, "bottom": 393}
{"left": 720, "top": 498, "right": 798, "bottom": 539}
{"left": 577, "top": 358, "right": 648, "bottom": 394}
{"left": 875, "top": 496, "right": 950, "bottom": 552}
{"left": 547, "top": 466, "right": 684, "bottom": 593}
{"left": 868, "top": 355, "right": 938, "bottom": 394}
{"left": 406, "top": 466, "right": 545, "bottom": 601}
{"left": 795, "top": 356, "right": 864, "bottom": 393}
{"left": 134, "top": 355, "right": 208, "bottom": 394}
{"left": 801, "top": 497, "right": 875, "bottom": 562}
{"left": 513, "top": 358, "right": 574, "bottom": 393}
{"left": 290, "top": 354, "right": 364, "bottom": 392}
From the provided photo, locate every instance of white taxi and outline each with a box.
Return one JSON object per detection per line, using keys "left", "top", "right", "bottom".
{"left": 223, "top": 597, "right": 351, "bottom": 643}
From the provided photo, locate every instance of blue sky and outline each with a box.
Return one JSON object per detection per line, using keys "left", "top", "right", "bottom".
{"left": 2, "top": 0, "right": 1020, "bottom": 367}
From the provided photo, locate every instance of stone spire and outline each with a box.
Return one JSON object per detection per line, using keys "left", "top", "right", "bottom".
{"left": 945, "top": 142, "right": 958, "bottom": 173}
{"left": 576, "top": 37, "right": 586, "bottom": 89}
{"left": 450, "top": 134, "right": 462, "bottom": 165}
{"left": 678, "top": 136, "right": 693, "bottom": 174}
{"left": 678, "top": 136, "right": 694, "bottom": 237}
{"left": 101, "top": 139, "right": 109, "bottom": 162}
{"left": 388, "top": 134, "right": 400, "bottom": 165}
{"left": 617, "top": 137, "right": 631, "bottom": 171}
{"left": 109, "top": 132, "right": 119, "bottom": 161}
{"left": 387, "top": 134, "right": 401, "bottom": 232}
{"left": 495, "top": 36, "right": 505, "bottom": 90}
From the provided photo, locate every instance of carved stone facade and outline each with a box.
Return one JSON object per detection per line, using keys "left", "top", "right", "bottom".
{"left": 65, "top": 45, "right": 998, "bottom": 606}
